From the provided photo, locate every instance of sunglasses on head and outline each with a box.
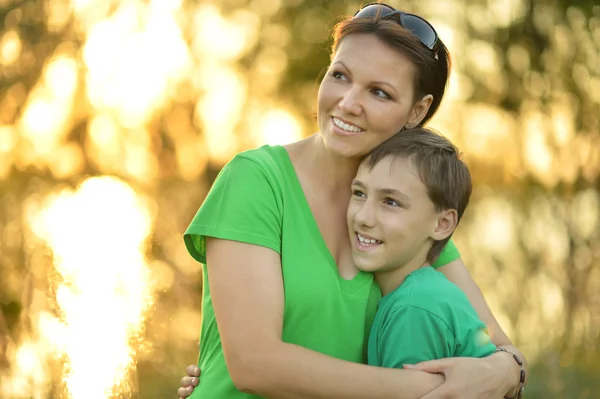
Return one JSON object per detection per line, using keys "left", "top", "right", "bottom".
{"left": 353, "top": 3, "right": 438, "bottom": 50}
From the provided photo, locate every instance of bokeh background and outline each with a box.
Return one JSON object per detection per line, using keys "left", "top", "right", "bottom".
{"left": 0, "top": 0, "right": 598, "bottom": 398}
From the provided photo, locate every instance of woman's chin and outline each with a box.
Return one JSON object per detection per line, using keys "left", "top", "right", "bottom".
{"left": 321, "top": 133, "right": 371, "bottom": 160}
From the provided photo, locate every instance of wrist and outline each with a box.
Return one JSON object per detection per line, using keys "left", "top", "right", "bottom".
{"left": 494, "top": 347, "right": 525, "bottom": 398}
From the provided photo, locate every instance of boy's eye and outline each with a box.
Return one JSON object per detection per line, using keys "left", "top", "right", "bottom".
{"left": 352, "top": 189, "right": 366, "bottom": 198}
{"left": 383, "top": 198, "right": 400, "bottom": 207}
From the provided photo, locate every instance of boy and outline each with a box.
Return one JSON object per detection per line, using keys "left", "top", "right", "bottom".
{"left": 347, "top": 127, "right": 496, "bottom": 368}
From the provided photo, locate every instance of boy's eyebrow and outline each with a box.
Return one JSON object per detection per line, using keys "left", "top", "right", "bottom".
{"left": 379, "top": 188, "right": 410, "bottom": 203}
{"left": 352, "top": 180, "right": 410, "bottom": 202}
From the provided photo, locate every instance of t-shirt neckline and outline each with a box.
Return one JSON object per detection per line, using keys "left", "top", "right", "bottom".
{"left": 271, "top": 145, "right": 372, "bottom": 292}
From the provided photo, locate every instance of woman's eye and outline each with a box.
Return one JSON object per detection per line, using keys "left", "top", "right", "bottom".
{"left": 372, "top": 88, "right": 390, "bottom": 99}
{"left": 332, "top": 71, "right": 348, "bottom": 81}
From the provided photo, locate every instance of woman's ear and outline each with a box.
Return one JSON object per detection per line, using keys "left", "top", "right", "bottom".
{"left": 406, "top": 94, "right": 434, "bottom": 128}
{"left": 431, "top": 208, "right": 457, "bottom": 241}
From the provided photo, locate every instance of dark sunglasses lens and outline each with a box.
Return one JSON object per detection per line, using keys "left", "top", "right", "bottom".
{"left": 400, "top": 14, "right": 437, "bottom": 48}
{"left": 353, "top": 4, "right": 395, "bottom": 19}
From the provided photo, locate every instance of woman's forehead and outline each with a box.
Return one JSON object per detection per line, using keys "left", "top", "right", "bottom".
{"left": 332, "top": 34, "right": 416, "bottom": 80}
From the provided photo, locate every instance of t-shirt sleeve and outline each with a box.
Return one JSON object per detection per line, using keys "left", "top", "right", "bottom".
{"left": 183, "top": 154, "right": 282, "bottom": 264}
{"left": 455, "top": 314, "right": 497, "bottom": 358}
{"left": 431, "top": 239, "right": 460, "bottom": 268}
{"left": 377, "top": 305, "right": 454, "bottom": 368}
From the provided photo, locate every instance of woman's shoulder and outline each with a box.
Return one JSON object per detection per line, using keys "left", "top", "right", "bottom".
{"left": 232, "top": 145, "right": 288, "bottom": 169}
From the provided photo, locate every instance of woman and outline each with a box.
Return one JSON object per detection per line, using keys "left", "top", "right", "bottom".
{"left": 178, "top": 3, "right": 527, "bottom": 398}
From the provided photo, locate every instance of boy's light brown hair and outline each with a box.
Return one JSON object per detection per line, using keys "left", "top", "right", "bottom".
{"left": 362, "top": 127, "right": 472, "bottom": 263}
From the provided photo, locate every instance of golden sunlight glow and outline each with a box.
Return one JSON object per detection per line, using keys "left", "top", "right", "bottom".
{"left": 27, "top": 176, "right": 155, "bottom": 399}
{"left": 523, "top": 111, "right": 554, "bottom": 186}
{"left": 0, "top": 339, "right": 50, "bottom": 399}
{"left": 82, "top": 1, "right": 191, "bottom": 128}
{"left": 18, "top": 55, "right": 78, "bottom": 161}
{"left": 260, "top": 108, "right": 303, "bottom": 145}
{"left": 196, "top": 64, "right": 248, "bottom": 163}
{"left": 0, "top": 125, "right": 16, "bottom": 178}
{"left": 470, "top": 197, "right": 516, "bottom": 254}
{"left": 192, "top": 5, "right": 260, "bottom": 61}
{"left": 0, "top": 29, "right": 22, "bottom": 66}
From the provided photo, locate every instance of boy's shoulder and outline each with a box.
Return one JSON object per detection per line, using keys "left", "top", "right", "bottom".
{"left": 384, "top": 267, "right": 474, "bottom": 319}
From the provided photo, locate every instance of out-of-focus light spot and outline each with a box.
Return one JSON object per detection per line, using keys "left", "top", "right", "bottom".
{"left": 48, "top": 142, "right": 85, "bottom": 179}
{"left": 29, "top": 176, "right": 155, "bottom": 399}
{"left": 488, "top": 0, "right": 527, "bottom": 28}
{"left": 18, "top": 55, "right": 78, "bottom": 161}
{"left": 467, "top": 5, "right": 495, "bottom": 35}
{"left": 0, "top": 125, "right": 17, "bottom": 153}
{"left": 471, "top": 197, "right": 515, "bottom": 254}
{"left": 83, "top": 2, "right": 191, "bottom": 128}
{"left": 196, "top": 64, "right": 247, "bottom": 163}
{"left": 570, "top": 189, "right": 600, "bottom": 241}
{"left": 19, "top": 96, "right": 70, "bottom": 155}
{"left": 536, "top": 274, "right": 564, "bottom": 321}
{"left": 46, "top": 0, "right": 73, "bottom": 32}
{"left": 124, "top": 137, "right": 159, "bottom": 183}
{"left": 523, "top": 112, "right": 554, "bottom": 186}
{"left": 260, "top": 108, "right": 302, "bottom": 145}
{"left": 0, "top": 30, "right": 22, "bottom": 66}
{"left": 551, "top": 104, "right": 575, "bottom": 145}
{"left": 87, "top": 114, "right": 121, "bottom": 171}
{"left": 588, "top": 77, "right": 600, "bottom": 103}
{"left": 463, "top": 104, "right": 516, "bottom": 160}
{"left": 192, "top": 6, "right": 260, "bottom": 61}
{"left": 256, "top": 46, "right": 288, "bottom": 77}
{"left": 295, "top": 8, "right": 330, "bottom": 44}
{"left": 507, "top": 44, "right": 530, "bottom": 75}
{"left": 176, "top": 136, "right": 207, "bottom": 181}
{"left": 249, "top": 0, "right": 282, "bottom": 17}
{"left": 45, "top": 56, "right": 79, "bottom": 100}
{"left": 466, "top": 40, "right": 501, "bottom": 75}
{"left": 261, "top": 23, "right": 291, "bottom": 47}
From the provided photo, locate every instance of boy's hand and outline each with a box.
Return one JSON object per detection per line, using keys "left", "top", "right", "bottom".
{"left": 404, "top": 355, "right": 510, "bottom": 399}
{"left": 177, "top": 365, "right": 200, "bottom": 399}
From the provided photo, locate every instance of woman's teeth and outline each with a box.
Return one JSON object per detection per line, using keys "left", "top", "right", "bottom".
{"left": 333, "top": 117, "right": 364, "bottom": 133}
{"left": 357, "top": 234, "right": 382, "bottom": 245}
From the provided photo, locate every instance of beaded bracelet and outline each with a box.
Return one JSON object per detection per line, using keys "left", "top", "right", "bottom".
{"left": 495, "top": 347, "right": 526, "bottom": 399}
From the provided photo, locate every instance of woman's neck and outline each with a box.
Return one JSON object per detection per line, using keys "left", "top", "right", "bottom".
{"left": 289, "top": 134, "right": 362, "bottom": 197}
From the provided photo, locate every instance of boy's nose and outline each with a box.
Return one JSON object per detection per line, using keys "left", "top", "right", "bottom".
{"left": 354, "top": 203, "right": 376, "bottom": 228}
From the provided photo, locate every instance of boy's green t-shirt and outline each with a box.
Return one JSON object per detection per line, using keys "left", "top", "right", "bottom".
{"left": 183, "top": 145, "right": 461, "bottom": 398}
{"left": 368, "top": 266, "right": 496, "bottom": 368}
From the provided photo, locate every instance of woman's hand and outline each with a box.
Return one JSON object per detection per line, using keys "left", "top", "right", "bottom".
{"left": 405, "top": 352, "right": 520, "bottom": 399}
{"left": 177, "top": 365, "right": 200, "bottom": 399}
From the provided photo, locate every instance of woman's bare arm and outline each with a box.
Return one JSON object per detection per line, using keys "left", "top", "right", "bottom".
{"left": 207, "top": 237, "right": 444, "bottom": 399}
{"left": 437, "top": 259, "right": 529, "bottom": 396}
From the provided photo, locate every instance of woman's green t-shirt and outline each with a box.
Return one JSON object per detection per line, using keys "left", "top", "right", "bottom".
{"left": 183, "top": 145, "right": 460, "bottom": 398}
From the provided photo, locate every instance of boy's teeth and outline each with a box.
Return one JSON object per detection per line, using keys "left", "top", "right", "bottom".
{"left": 357, "top": 234, "right": 382, "bottom": 245}
{"left": 333, "top": 117, "right": 363, "bottom": 133}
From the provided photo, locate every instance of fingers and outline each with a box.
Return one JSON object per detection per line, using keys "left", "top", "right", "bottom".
{"left": 404, "top": 358, "right": 454, "bottom": 374}
{"left": 177, "top": 385, "right": 194, "bottom": 398}
{"left": 180, "top": 376, "right": 199, "bottom": 388}
{"left": 186, "top": 365, "right": 201, "bottom": 377}
{"left": 420, "top": 386, "right": 460, "bottom": 399}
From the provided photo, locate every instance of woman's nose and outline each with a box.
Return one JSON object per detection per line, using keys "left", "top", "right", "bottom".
{"left": 338, "top": 87, "right": 363, "bottom": 115}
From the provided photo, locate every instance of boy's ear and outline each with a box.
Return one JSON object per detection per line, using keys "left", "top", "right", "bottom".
{"left": 431, "top": 209, "right": 458, "bottom": 241}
